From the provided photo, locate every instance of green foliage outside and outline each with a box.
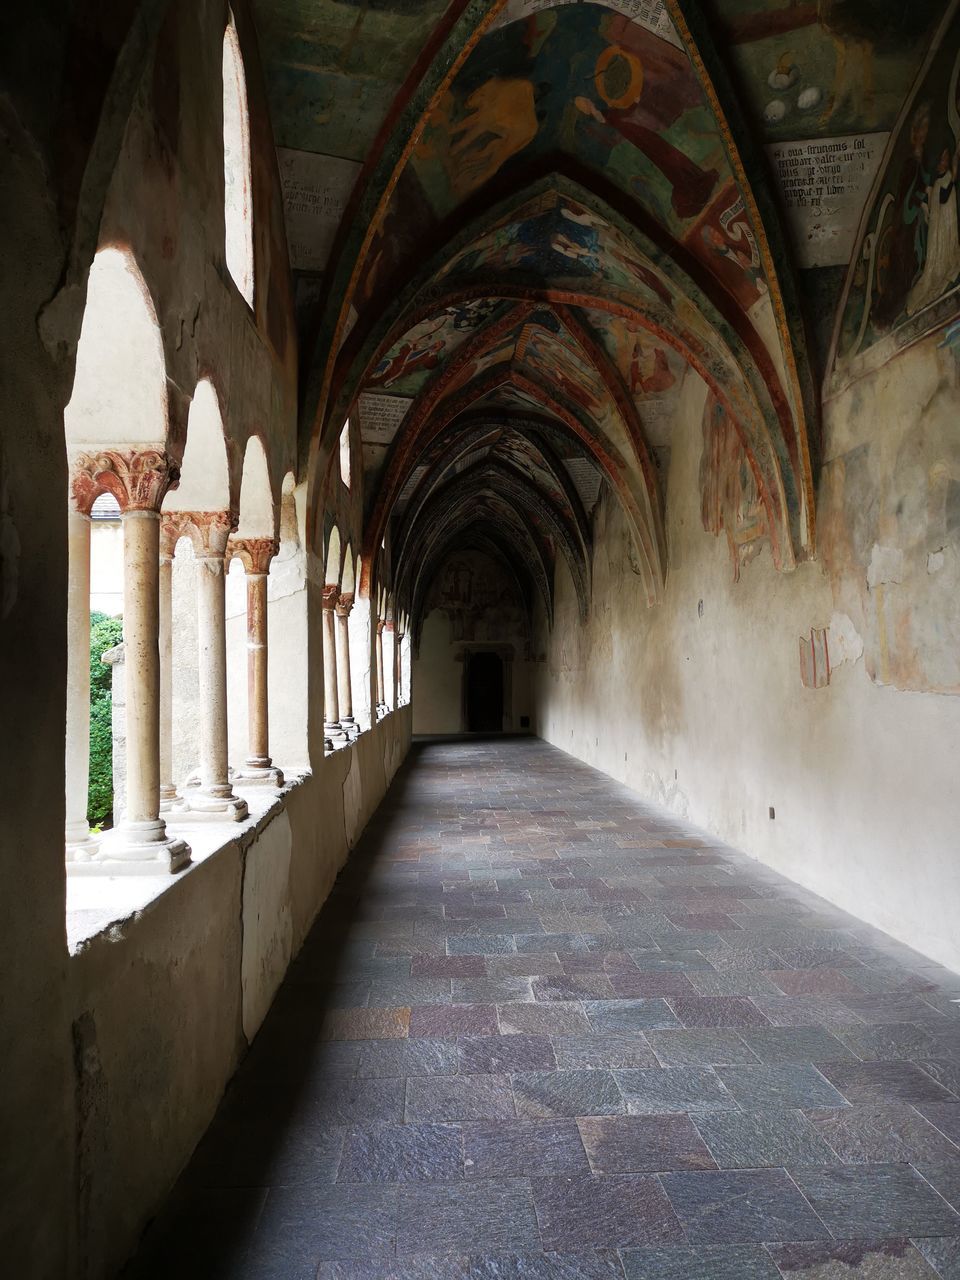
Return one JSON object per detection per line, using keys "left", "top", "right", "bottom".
{"left": 88, "top": 611, "right": 123, "bottom": 826}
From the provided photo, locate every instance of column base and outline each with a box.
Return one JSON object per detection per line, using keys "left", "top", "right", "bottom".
{"left": 65, "top": 831, "right": 101, "bottom": 863}
{"left": 234, "top": 762, "right": 285, "bottom": 787}
{"left": 340, "top": 717, "right": 359, "bottom": 741}
{"left": 325, "top": 722, "right": 349, "bottom": 748}
{"left": 176, "top": 789, "right": 249, "bottom": 822}
{"left": 67, "top": 822, "right": 191, "bottom": 875}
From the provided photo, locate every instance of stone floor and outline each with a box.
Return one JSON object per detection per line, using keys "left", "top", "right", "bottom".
{"left": 126, "top": 737, "right": 960, "bottom": 1279}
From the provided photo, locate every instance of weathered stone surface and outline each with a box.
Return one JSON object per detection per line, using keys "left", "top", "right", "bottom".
{"left": 464, "top": 1120, "right": 589, "bottom": 1178}
{"left": 790, "top": 1164, "right": 960, "bottom": 1238}
{"left": 338, "top": 1124, "right": 463, "bottom": 1183}
{"left": 660, "top": 1169, "right": 832, "bottom": 1243}
{"left": 577, "top": 1115, "right": 716, "bottom": 1173}
{"left": 691, "top": 1108, "right": 839, "bottom": 1168}
{"left": 532, "top": 1174, "right": 683, "bottom": 1251}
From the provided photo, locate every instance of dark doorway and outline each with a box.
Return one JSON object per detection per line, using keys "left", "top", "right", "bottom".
{"left": 466, "top": 652, "right": 504, "bottom": 732}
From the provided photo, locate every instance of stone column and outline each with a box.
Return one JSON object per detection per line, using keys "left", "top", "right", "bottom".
{"left": 323, "top": 585, "right": 347, "bottom": 748}
{"left": 335, "top": 593, "right": 358, "bottom": 739}
{"left": 385, "top": 619, "right": 397, "bottom": 711}
{"left": 396, "top": 626, "right": 406, "bottom": 707}
{"left": 72, "top": 450, "right": 190, "bottom": 871}
{"left": 173, "top": 512, "right": 248, "bottom": 820}
{"left": 158, "top": 520, "right": 179, "bottom": 811}
{"left": 231, "top": 537, "right": 283, "bottom": 785}
{"left": 64, "top": 502, "right": 97, "bottom": 859}
{"left": 375, "top": 619, "right": 386, "bottom": 719}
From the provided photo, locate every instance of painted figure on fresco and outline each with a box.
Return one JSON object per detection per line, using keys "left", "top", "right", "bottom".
{"left": 629, "top": 342, "right": 676, "bottom": 396}
{"left": 370, "top": 337, "right": 445, "bottom": 388}
{"left": 906, "top": 143, "right": 960, "bottom": 316}
{"left": 872, "top": 101, "right": 935, "bottom": 330}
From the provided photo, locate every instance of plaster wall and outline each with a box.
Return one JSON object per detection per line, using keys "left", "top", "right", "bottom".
{"left": 67, "top": 707, "right": 411, "bottom": 1280}
{"left": 90, "top": 519, "right": 123, "bottom": 615}
{"left": 535, "top": 359, "right": 960, "bottom": 974}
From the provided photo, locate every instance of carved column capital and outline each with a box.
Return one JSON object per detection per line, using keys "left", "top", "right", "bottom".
{"left": 335, "top": 592, "right": 354, "bottom": 619}
{"left": 163, "top": 510, "right": 237, "bottom": 559}
{"left": 229, "top": 536, "right": 278, "bottom": 575}
{"left": 322, "top": 584, "right": 339, "bottom": 610}
{"left": 376, "top": 619, "right": 385, "bottom": 636}
{"left": 72, "top": 448, "right": 180, "bottom": 514}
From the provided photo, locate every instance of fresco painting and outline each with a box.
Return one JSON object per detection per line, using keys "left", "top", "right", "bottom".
{"left": 699, "top": 392, "right": 767, "bottom": 580}
{"left": 833, "top": 10, "right": 960, "bottom": 384}
{"left": 712, "top": 0, "right": 944, "bottom": 143}
{"left": 369, "top": 300, "right": 505, "bottom": 395}
{"left": 251, "top": 0, "right": 450, "bottom": 159}
{"left": 411, "top": 7, "right": 735, "bottom": 239}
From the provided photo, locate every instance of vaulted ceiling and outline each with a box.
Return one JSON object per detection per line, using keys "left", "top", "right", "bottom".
{"left": 250, "top": 0, "right": 945, "bottom": 630}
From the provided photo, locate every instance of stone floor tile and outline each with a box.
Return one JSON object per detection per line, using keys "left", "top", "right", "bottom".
{"left": 667, "top": 996, "right": 770, "bottom": 1028}
{"left": 916, "top": 1061, "right": 960, "bottom": 1097}
{"left": 459, "top": 1035, "right": 557, "bottom": 1075}
{"left": 454, "top": 978, "right": 536, "bottom": 1004}
{"left": 619, "top": 1244, "right": 781, "bottom": 1279}
{"left": 406, "top": 1074, "right": 517, "bottom": 1123}
{"left": 918, "top": 1103, "right": 960, "bottom": 1146}
{"left": 614, "top": 1066, "right": 738, "bottom": 1115}
{"left": 488, "top": 954, "right": 564, "bottom": 979}
{"left": 583, "top": 1000, "right": 682, "bottom": 1033}
{"left": 686, "top": 973, "right": 782, "bottom": 999}
{"left": 817, "top": 1059, "right": 958, "bottom": 1103}
{"left": 553, "top": 1034, "right": 658, "bottom": 1071}
{"left": 660, "top": 1168, "right": 831, "bottom": 1243}
{"left": 357, "top": 1038, "right": 458, "bottom": 1078}
{"left": 313, "top": 1077, "right": 406, "bottom": 1126}
{"left": 737, "top": 1025, "right": 856, "bottom": 1064}
{"left": 533, "top": 975, "right": 617, "bottom": 1002}
{"left": 255, "top": 1183, "right": 399, "bottom": 1265}
{"left": 790, "top": 1164, "right": 960, "bottom": 1238}
{"left": 499, "top": 1002, "right": 592, "bottom": 1037}
{"left": 321, "top": 1006, "right": 410, "bottom": 1040}
{"left": 409, "top": 1004, "right": 499, "bottom": 1038}
{"left": 629, "top": 949, "right": 714, "bottom": 973}
{"left": 914, "top": 1236, "right": 960, "bottom": 1279}
{"left": 412, "top": 956, "right": 487, "bottom": 978}
{"left": 691, "top": 1108, "right": 840, "bottom": 1168}
{"left": 607, "top": 973, "right": 696, "bottom": 998}
{"left": 448, "top": 936, "right": 518, "bottom": 956}
{"left": 369, "top": 978, "right": 453, "bottom": 1006}
{"left": 835, "top": 1023, "right": 947, "bottom": 1061}
{"left": 766, "top": 1239, "right": 941, "bottom": 1278}
{"left": 577, "top": 1115, "right": 715, "bottom": 1173}
{"left": 460, "top": 1252, "right": 627, "bottom": 1278}
{"left": 513, "top": 1070, "right": 624, "bottom": 1119}
{"left": 645, "top": 1029, "right": 758, "bottom": 1067}
{"left": 916, "top": 1160, "right": 960, "bottom": 1213}
{"left": 463, "top": 1119, "right": 590, "bottom": 1178}
{"left": 560, "top": 951, "right": 640, "bottom": 975}
{"left": 338, "top": 1123, "right": 463, "bottom": 1183}
{"left": 186, "top": 1119, "right": 347, "bottom": 1189}
{"left": 715, "top": 1063, "right": 849, "bottom": 1110}
{"left": 764, "top": 969, "right": 862, "bottom": 996}
{"left": 532, "top": 1173, "right": 683, "bottom": 1251}
{"left": 396, "top": 1179, "right": 539, "bottom": 1256}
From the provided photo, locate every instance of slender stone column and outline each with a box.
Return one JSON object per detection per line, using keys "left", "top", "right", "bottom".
{"left": 396, "top": 627, "right": 406, "bottom": 707}
{"left": 323, "top": 585, "right": 347, "bottom": 748}
{"left": 65, "top": 503, "right": 97, "bottom": 858}
{"left": 335, "top": 593, "right": 358, "bottom": 739}
{"left": 71, "top": 450, "right": 190, "bottom": 871}
{"left": 375, "top": 619, "right": 386, "bottom": 719}
{"left": 158, "top": 520, "right": 179, "bottom": 811}
{"left": 172, "top": 512, "right": 248, "bottom": 820}
{"left": 385, "top": 619, "right": 397, "bottom": 711}
{"left": 231, "top": 537, "right": 283, "bottom": 785}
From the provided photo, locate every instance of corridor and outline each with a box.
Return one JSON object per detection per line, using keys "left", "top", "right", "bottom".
{"left": 127, "top": 739, "right": 960, "bottom": 1279}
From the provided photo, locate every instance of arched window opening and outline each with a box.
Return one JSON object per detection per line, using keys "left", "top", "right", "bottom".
{"left": 222, "top": 11, "right": 254, "bottom": 306}
{"left": 339, "top": 420, "right": 351, "bottom": 489}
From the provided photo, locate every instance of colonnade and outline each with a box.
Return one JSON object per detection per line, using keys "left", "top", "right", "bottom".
{"left": 65, "top": 449, "right": 285, "bottom": 873}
